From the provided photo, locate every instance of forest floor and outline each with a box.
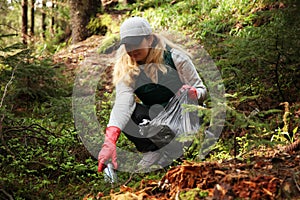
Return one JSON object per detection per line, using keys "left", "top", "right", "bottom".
{"left": 53, "top": 35, "right": 300, "bottom": 200}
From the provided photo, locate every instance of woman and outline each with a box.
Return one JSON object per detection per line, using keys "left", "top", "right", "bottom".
{"left": 98, "top": 16, "right": 207, "bottom": 172}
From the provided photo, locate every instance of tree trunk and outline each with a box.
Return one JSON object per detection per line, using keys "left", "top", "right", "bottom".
{"left": 30, "top": 0, "right": 34, "bottom": 37}
{"left": 22, "top": 0, "right": 28, "bottom": 45}
{"left": 41, "top": 0, "right": 46, "bottom": 39}
{"left": 69, "top": 0, "right": 100, "bottom": 44}
{"left": 50, "top": 1, "right": 55, "bottom": 36}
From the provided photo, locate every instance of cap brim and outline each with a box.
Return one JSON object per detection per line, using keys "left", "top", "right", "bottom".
{"left": 120, "top": 36, "right": 145, "bottom": 46}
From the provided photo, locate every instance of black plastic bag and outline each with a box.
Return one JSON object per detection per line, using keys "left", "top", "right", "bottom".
{"left": 139, "top": 90, "right": 200, "bottom": 151}
{"left": 140, "top": 124, "right": 175, "bottom": 149}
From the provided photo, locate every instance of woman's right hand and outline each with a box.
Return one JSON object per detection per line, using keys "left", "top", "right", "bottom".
{"left": 97, "top": 126, "right": 121, "bottom": 172}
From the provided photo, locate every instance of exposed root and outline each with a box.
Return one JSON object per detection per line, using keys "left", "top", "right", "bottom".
{"left": 284, "top": 139, "right": 300, "bottom": 153}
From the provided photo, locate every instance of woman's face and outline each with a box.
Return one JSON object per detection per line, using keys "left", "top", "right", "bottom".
{"left": 125, "top": 36, "right": 153, "bottom": 63}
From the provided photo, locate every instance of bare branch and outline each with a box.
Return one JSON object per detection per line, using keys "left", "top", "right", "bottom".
{"left": 0, "top": 66, "right": 16, "bottom": 109}
{"left": 0, "top": 189, "right": 14, "bottom": 200}
{"left": 0, "top": 24, "right": 19, "bottom": 32}
{"left": 293, "top": 173, "right": 300, "bottom": 192}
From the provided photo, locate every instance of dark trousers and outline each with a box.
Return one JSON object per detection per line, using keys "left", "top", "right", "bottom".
{"left": 123, "top": 103, "right": 164, "bottom": 152}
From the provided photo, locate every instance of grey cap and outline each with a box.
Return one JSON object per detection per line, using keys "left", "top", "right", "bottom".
{"left": 120, "top": 17, "right": 152, "bottom": 45}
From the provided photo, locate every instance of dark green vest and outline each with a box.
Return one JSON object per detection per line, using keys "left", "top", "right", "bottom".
{"left": 134, "top": 46, "right": 183, "bottom": 107}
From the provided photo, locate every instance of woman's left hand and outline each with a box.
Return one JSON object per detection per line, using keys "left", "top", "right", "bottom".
{"left": 177, "top": 85, "right": 198, "bottom": 100}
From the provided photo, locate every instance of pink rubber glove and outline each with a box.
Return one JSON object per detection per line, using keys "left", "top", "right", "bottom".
{"left": 97, "top": 126, "right": 121, "bottom": 172}
{"left": 178, "top": 85, "right": 198, "bottom": 100}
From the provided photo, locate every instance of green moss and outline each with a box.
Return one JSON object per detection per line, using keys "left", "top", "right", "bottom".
{"left": 179, "top": 188, "right": 209, "bottom": 199}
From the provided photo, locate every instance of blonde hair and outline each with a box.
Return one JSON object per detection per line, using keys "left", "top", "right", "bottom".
{"left": 113, "top": 33, "right": 190, "bottom": 87}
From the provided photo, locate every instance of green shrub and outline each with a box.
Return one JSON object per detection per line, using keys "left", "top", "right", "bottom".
{"left": 87, "top": 17, "right": 108, "bottom": 36}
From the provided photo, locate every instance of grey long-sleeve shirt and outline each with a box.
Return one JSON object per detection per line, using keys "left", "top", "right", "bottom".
{"left": 107, "top": 48, "right": 207, "bottom": 130}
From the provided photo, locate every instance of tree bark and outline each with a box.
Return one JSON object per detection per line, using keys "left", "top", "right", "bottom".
{"left": 30, "top": 0, "right": 34, "bottom": 37}
{"left": 69, "top": 0, "right": 100, "bottom": 44}
{"left": 22, "top": 0, "right": 28, "bottom": 45}
{"left": 50, "top": 1, "right": 55, "bottom": 36}
{"left": 41, "top": 0, "right": 46, "bottom": 39}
